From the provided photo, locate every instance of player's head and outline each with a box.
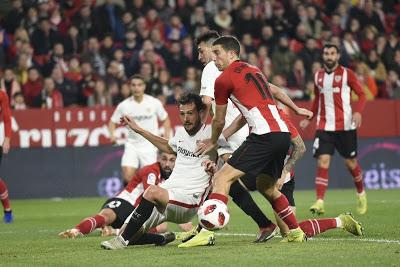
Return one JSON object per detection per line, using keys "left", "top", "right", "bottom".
{"left": 195, "top": 31, "right": 220, "bottom": 65}
{"left": 157, "top": 151, "right": 176, "bottom": 179}
{"left": 129, "top": 74, "right": 146, "bottom": 98}
{"left": 322, "top": 43, "right": 340, "bottom": 70}
{"left": 177, "top": 93, "right": 205, "bottom": 135}
{"left": 212, "top": 35, "right": 241, "bottom": 71}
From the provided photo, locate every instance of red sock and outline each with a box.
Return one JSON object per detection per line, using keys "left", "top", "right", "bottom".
{"left": 0, "top": 178, "right": 11, "bottom": 211}
{"left": 271, "top": 194, "right": 298, "bottom": 230}
{"left": 208, "top": 193, "right": 228, "bottom": 204}
{"left": 315, "top": 167, "right": 329, "bottom": 200}
{"left": 299, "top": 219, "right": 337, "bottom": 237}
{"left": 75, "top": 215, "right": 106, "bottom": 234}
{"left": 349, "top": 165, "right": 364, "bottom": 193}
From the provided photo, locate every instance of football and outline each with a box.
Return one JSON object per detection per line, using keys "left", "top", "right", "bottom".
{"left": 198, "top": 199, "right": 230, "bottom": 230}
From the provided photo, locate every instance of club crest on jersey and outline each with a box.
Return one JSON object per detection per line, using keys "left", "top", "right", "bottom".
{"left": 334, "top": 75, "right": 342, "bottom": 82}
{"left": 147, "top": 173, "right": 156, "bottom": 185}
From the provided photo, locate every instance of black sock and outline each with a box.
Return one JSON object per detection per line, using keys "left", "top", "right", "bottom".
{"left": 128, "top": 233, "right": 164, "bottom": 246}
{"left": 229, "top": 180, "right": 273, "bottom": 228}
{"left": 121, "top": 197, "right": 155, "bottom": 241}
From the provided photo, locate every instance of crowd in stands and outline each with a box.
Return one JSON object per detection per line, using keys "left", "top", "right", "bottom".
{"left": 1, "top": 0, "right": 400, "bottom": 110}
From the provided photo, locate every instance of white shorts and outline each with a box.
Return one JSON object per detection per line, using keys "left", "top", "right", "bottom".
{"left": 121, "top": 142, "right": 157, "bottom": 168}
{"left": 141, "top": 187, "right": 210, "bottom": 232}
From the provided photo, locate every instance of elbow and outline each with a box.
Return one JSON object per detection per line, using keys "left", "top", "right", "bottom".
{"left": 299, "top": 142, "right": 306, "bottom": 158}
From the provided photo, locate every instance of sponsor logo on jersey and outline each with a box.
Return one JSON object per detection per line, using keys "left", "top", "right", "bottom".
{"left": 132, "top": 115, "right": 154, "bottom": 121}
{"left": 334, "top": 75, "right": 342, "bottom": 82}
{"left": 318, "top": 86, "right": 341, "bottom": 93}
{"left": 177, "top": 146, "right": 199, "bottom": 158}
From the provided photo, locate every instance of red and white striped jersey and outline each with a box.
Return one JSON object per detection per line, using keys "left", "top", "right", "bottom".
{"left": 117, "top": 162, "right": 165, "bottom": 207}
{"left": 214, "top": 61, "right": 288, "bottom": 135}
{"left": 312, "top": 66, "right": 366, "bottom": 131}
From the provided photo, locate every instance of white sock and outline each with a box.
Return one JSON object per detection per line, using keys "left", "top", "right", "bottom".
{"left": 357, "top": 191, "right": 366, "bottom": 196}
{"left": 335, "top": 217, "right": 342, "bottom": 228}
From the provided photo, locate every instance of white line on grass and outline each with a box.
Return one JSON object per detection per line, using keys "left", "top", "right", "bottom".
{"left": 0, "top": 229, "right": 399, "bottom": 244}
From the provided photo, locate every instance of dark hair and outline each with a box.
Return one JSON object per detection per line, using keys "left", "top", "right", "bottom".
{"left": 194, "top": 30, "right": 220, "bottom": 46}
{"left": 177, "top": 93, "right": 205, "bottom": 112}
{"left": 212, "top": 35, "right": 241, "bottom": 56}
{"left": 129, "top": 74, "right": 146, "bottom": 83}
{"left": 323, "top": 43, "right": 340, "bottom": 53}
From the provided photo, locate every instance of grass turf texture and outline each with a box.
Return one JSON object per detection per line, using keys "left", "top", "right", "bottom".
{"left": 1, "top": 189, "right": 399, "bottom": 267}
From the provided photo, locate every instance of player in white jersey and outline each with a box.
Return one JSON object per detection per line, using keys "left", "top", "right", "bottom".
{"left": 109, "top": 74, "right": 171, "bottom": 185}
{"left": 101, "top": 93, "right": 228, "bottom": 250}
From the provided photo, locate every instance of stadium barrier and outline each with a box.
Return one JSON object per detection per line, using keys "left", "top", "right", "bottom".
{"left": 1, "top": 100, "right": 399, "bottom": 198}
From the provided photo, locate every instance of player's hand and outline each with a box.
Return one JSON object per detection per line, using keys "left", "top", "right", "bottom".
{"left": 299, "top": 119, "right": 310, "bottom": 130}
{"left": 2, "top": 137, "right": 10, "bottom": 154}
{"left": 296, "top": 108, "right": 313, "bottom": 119}
{"left": 352, "top": 112, "right": 362, "bottom": 128}
{"left": 202, "top": 159, "right": 218, "bottom": 176}
{"left": 276, "top": 170, "right": 288, "bottom": 190}
{"left": 121, "top": 116, "right": 141, "bottom": 132}
{"left": 195, "top": 139, "right": 217, "bottom": 156}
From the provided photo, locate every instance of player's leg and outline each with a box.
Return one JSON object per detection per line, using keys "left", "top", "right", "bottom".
{"left": 231, "top": 176, "right": 277, "bottom": 242}
{"left": 0, "top": 178, "right": 13, "bottom": 224}
{"left": 311, "top": 131, "right": 335, "bottom": 214}
{"left": 119, "top": 185, "right": 169, "bottom": 244}
{"left": 337, "top": 130, "right": 367, "bottom": 214}
{"left": 121, "top": 144, "right": 139, "bottom": 186}
{"left": 274, "top": 179, "right": 296, "bottom": 237}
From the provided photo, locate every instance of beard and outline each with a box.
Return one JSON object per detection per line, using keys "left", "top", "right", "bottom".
{"left": 324, "top": 59, "right": 337, "bottom": 70}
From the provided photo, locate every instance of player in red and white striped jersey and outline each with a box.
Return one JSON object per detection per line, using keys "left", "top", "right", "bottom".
{"left": 59, "top": 152, "right": 191, "bottom": 244}
{"left": 196, "top": 35, "right": 313, "bottom": 242}
{"left": 300, "top": 43, "right": 367, "bottom": 215}
{"left": 0, "top": 90, "right": 12, "bottom": 223}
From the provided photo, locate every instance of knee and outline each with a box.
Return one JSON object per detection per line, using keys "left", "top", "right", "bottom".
{"left": 100, "top": 209, "right": 116, "bottom": 225}
{"left": 318, "top": 157, "right": 330, "bottom": 168}
{"left": 143, "top": 185, "right": 160, "bottom": 201}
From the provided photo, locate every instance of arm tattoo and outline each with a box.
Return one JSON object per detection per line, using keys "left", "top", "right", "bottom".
{"left": 284, "top": 136, "right": 306, "bottom": 173}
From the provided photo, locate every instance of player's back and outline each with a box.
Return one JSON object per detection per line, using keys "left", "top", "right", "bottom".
{"left": 215, "top": 61, "right": 288, "bottom": 135}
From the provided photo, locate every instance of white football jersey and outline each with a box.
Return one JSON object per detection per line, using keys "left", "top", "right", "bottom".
{"left": 164, "top": 124, "right": 218, "bottom": 194}
{"left": 200, "top": 61, "right": 249, "bottom": 148}
{"left": 110, "top": 95, "right": 168, "bottom": 145}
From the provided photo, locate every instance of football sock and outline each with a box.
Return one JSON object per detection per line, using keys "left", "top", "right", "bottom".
{"left": 271, "top": 193, "right": 299, "bottom": 230}
{"left": 75, "top": 214, "right": 106, "bottom": 234}
{"left": 315, "top": 167, "right": 329, "bottom": 200}
{"left": 121, "top": 197, "right": 155, "bottom": 242}
{"left": 0, "top": 178, "right": 11, "bottom": 211}
{"left": 299, "top": 218, "right": 337, "bottom": 237}
{"left": 208, "top": 193, "right": 228, "bottom": 204}
{"left": 229, "top": 181, "right": 273, "bottom": 228}
{"left": 129, "top": 233, "right": 164, "bottom": 245}
{"left": 348, "top": 164, "right": 364, "bottom": 194}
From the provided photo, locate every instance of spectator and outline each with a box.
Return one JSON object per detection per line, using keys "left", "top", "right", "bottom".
{"left": 112, "top": 82, "right": 131, "bottom": 105}
{"left": 306, "top": 5, "right": 324, "bottom": 39}
{"left": 81, "top": 37, "right": 107, "bottom": 76}
{"left": 259, "top": 25, "right": 276, "bottom": 52}
{"left": 256, "top": 45, "right": 272, "bottom": 72}
{"left": 342, "top": 31, "right": 363, "bottom": 62}
{"left": 165, "top": 14, "right": 188, "bottom": 41}
{"left": 12, "top": 92, "right": 26, "bottom": 110}
{"left": 87, "top": 79, "right": 112, "bottom": 107}
{"left": 336, "top": 2, "right": 350, "bottom": 32}
{"left": 145, "top": 8, "right": 165, "bottom": 35}
{"left": 347, "top": 18, "right": 362, "bottom": 42}
{"left": 135, "top": 16, "right": 151, "bottom": 42}
{"left": 267, "top": 2, "right": 292, "bottom": 38}
{"left": 43, "top": 43, "right": 69, "bottom": 76}
{"left": 241, "top": 33, "right": 256, "bottom": 54}
{"left": 299, "top": 38, "right": 321, "bottom": 75}
{"left": 349, "top": 0, "right": 385, "bottom": 33}
{"left": 271, "top": 35, "right": 296, "bottom": 77}
{"left": 360, "top": 26, "right": 378, "bottom": 55}
{"left": 33, "top": 77, "right": 63, "bottom": 109}
{"left": 387, "top": 70, "right": 400, "bottom": 98}
{"left": 165, "top": 41, "right": 190, "bottom": 78}
{"left": 153, "top": 0, "right": 174, "bottom": 25}
{"left": 24, "top": 7, "right": 39, "bottom": 35}
{"left": 51, "top": 66, "right": 79, "bottom": 107}
{"left": 287, "top": 58, "right": 309, "bottom": 92}
{"left": 94, "top": 0, "right": 124, "bottom": 40}
{"left": 366, "top": 49, "right": 387, "bottom": 85}
{"left": 233, "top": 4, "right": 261, "bottom": 39}
{"left": 150, "top": 28, "right": 169, "bottom": 60}
{"left": 78, "top": 61, "right": 96, "bottom": 105}
{"left": 3, "top": 0, "right": 24, "bottom": 34}
{"left": 0, "top": 67, "right": 21, "bottom": 106}
{"left": 22, "top": 67, "right": 42, "bottom": 107}
{"left": 63, "top": 25, "right": 83, "bottom": 57}
{"left": 100, "top": 35, "right": 115, "bottom": 65}
{"left": 31, "top": 17, "right": 59, "bottom": 56}
{"left": 166, "top": 82, "right": 183, "bottom": 105}
{"left": 64, "top": 57, "right": 82, "bottom": 83}
{"left": 121, "top": 11, "right": 136, "bottom": 35}
{"left": 382, "top": 33, "right": 400, "bottom": 70}
{"left": 72, "top": 5, "right": 95, "bottom": 42}
{"left": 212, "top": 7, "right": 233, "bottom": 34}
{"left": 354, "top": 61, "right": 378, "bottom": 100}
{"left": 182, "top": 66, "right": 199, "bottom": 93}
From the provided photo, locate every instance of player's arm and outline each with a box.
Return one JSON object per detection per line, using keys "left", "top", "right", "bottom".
{"left": 268, "top": 82, "right": 313, "bottom": 119}
{"left": 300, "top": 83, "right": 319, "bottom": 129}
{"left": 121, "top": 116, "right": 175, "bottom": 154}
{"left": 161, "top": 117, "right": 171, "bottom": 139}
{"left": 155, "top": 99, "right": 172, "bottom": 138}
{"left": 0, "top": 91, "right": 12, "bottom": 154}
{"left": 222, "top": 114, "right": 246, "bottom": 139}
{"left": 108, "top": 120, "right": 117, "bottom": 144}
{"left": 201, "top": 95, "right": 213, "bottom": 123}
{"left": 347, "top": 69, "right": 366, "bottom": 128}
{"left": 284, "top": 135, "right": 306, "bottom": 174}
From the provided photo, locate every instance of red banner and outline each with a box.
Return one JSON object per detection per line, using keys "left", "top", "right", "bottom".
{"left": 6, "top": 100, "right": 400, "bottom": 148}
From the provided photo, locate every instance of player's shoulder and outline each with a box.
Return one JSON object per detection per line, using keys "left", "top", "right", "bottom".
{"left": 117, "top": 97, "right": 132, "bottom": 107}
{"left": 138, "top": 162, "right": 160, "bottom": 176}
{"left": 203, "top": 61, "right": 219, "bottom": 74}
{"left": 144, "top": 94, "right": 163, "bottom": 105}
{"left": 0, "top": 89, "right": 8, "bottom": 98}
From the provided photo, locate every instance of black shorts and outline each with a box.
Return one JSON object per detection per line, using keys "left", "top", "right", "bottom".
{"left": 313, "top": 130, "right": 358, "bottom": 158}
{"left": 0, "top": 146, "right": 3, "bottom": 165}
{"left": 228, "top": 132, "right": 290, "bottom": 179}
{"left": 101, "top": 198, "right": 135, "bottom": 229}
{"left": 281, "top": 179, "right": 295, "bottom": 207}
{"left": 240, "top": 173, "right": 257, "bottom": 191}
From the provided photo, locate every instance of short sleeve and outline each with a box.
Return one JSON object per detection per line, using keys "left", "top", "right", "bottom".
{"left": 214, "top": 74, "right": 231, "bottom": 105}
{"left": 154, "top": 98, "right": 168, "bottom": 121}
{"left": 168, "top": 131, "right": 178, "bottom": 152}
{"left": 199, "top": 63, "right": 220, "bottom": 99}
{"left": 110, "top": 103, "right": 123, "bottom": 123}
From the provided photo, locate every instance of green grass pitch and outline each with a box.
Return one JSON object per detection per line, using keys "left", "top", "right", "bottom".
{"left": 1, "top": 189, "right": 399, "bottom": 267}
